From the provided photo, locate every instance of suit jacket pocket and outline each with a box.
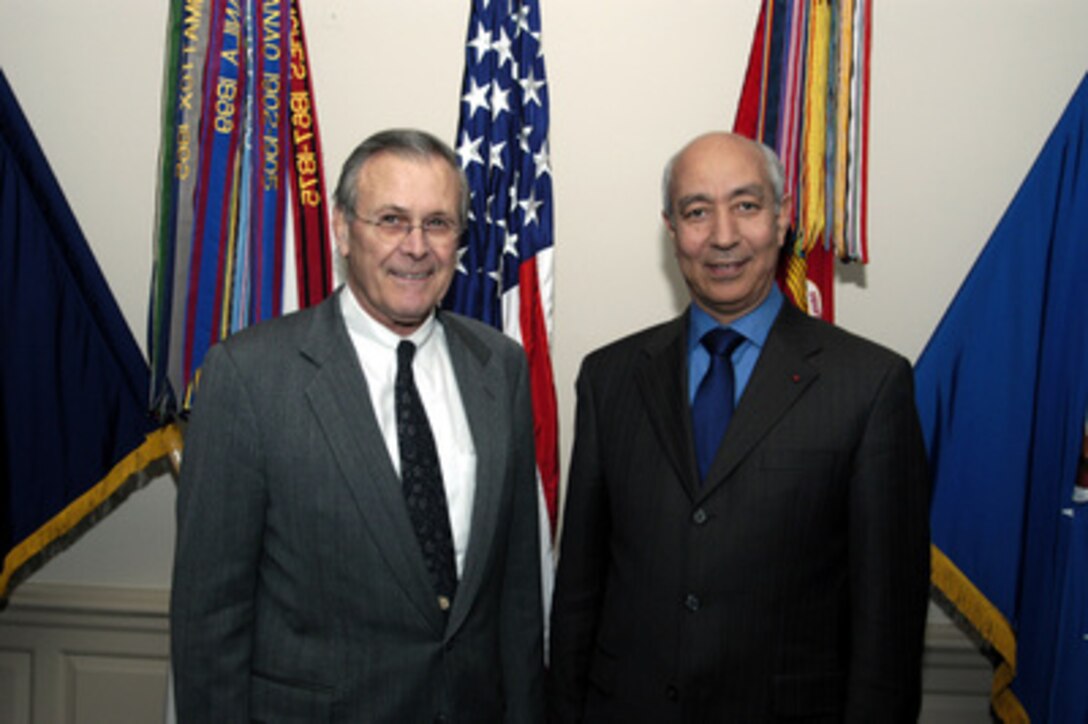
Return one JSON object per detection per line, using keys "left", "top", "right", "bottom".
{"left": 251, "top": 671, "right": 334, "bottom": 723}
{"left": 772, "top": 671, "right": 844, "bottom": 718}
{"left": 760, "top": 448, "right": 836, "bottom": 471}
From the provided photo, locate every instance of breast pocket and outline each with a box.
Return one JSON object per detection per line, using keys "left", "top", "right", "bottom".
{"left": 751, "top": 448, "right": 847, "bottom": 544}
{"left": 759, "top": 448, "right": 843, "bottom": 492}
{"left": 760, "top": 448, "right": 837, "bottom": 472}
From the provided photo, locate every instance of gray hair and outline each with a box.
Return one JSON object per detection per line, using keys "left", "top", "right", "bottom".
{"left": 661, "top": 135, "right": 785, "bottom": 218}
{"left": 333, "top": 128, "right": 469, "bottom": 225}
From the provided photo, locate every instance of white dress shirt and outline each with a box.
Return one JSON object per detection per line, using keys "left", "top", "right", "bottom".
{"left": 340, "top": 290, "right": 477, "bottom": 577}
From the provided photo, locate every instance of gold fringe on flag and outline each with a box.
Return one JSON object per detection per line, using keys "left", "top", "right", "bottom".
{"left": 930, "top": 545, "right": 1030, "bottom": 722}
{"left": 0, "top": 425, "right": 184, "bottom": 603}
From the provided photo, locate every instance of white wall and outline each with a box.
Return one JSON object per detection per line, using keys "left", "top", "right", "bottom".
{"left": 1, "top": 1, "right": 1085, "bottom": 590}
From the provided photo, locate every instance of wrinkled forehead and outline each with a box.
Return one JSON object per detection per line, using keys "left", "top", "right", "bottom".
{"left": 357, "top": 152, "right": 460, "bottom": 206}
{"left": 673, "top": 135, "right": 771, "bottom": 198}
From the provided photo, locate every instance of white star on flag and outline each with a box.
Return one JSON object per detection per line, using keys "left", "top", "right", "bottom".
{"left": 518, "top": 189, "right": 543, "bottom": 227}
{"left": 533, "top": 140, "right": 550, "bottom": 179}
{"left": 518, "top": 125, "right": 534, "bottom": 153}
{"left": 491, "top": 81, "right": 512, "bottom": 120}
{"left": 456, "top": 131, "right": 484, "bottom": 169}
{"left": 493, "top": 27, "right": 514, "bottom": 70}
{"left": 503, "top": 228, "right": 519, "bottom": 258}
{"left": 443, "top": 0, "right": 559, "bottom": 635}
{"left": 462, "top": 77, "right": 490, "bottom": 117}
{"left": 519, "top": 69, "right": 546, "bottom": 108}
{"left": 513, "top": 4, "right": 532, "bottom": 36}
{"left": 489, "top": 140, "right": 507, "bottom": 172}
{"left": 467, "top": 22, "right": 492, "bottom": 62}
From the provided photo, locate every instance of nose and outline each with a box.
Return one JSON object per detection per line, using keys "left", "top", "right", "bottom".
{"left": 708, "top": 207, "right": 738, "bottom": 247}
{"left": 398, "top": 225, "right": 429, "bottom": 257}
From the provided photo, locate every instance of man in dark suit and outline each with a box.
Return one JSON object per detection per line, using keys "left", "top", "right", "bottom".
{"left": 171, "top": 129, "right": 545, "bottom": 722}
{"left": 549, "top": 132, "right": 930, "bottom": 723}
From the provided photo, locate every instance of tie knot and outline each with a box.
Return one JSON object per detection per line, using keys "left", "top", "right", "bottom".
{"left": 701, "top": 327, "right": 743, "bottom": 358}
{"left": 397, "top": 340, "right": 417, "bottom": 368}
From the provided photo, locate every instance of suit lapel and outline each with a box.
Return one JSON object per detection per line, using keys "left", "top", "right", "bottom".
{"left": 299, "top": 293, "right": 447, "bottom": 632}
{"left": 635, "top": 316, "right": 702, "bottom": 499}
{"left": 440, "top": 313, "right": 503, "bottom": 633}
{"left": 699, "top": 303, "right": 820, "bottom": 499}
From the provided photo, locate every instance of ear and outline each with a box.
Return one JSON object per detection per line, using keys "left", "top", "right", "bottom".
{"left": 662, "top": 210, "right": 677, "bottom": 240}
{"left": 332, "top": 207, "right": 351, "bottom": 257}
{"left": 775, "top": 195, "right": 794, "bottom": 248}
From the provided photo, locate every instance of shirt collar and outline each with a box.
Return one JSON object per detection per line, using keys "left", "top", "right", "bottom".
{"left": 687, "top": 284, "right": 783, "bottom": 354}
{"left": 339, "top": 286, "right": 438, "bottom": 351}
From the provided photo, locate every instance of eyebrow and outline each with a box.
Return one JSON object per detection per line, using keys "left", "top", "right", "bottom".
{"left": 370, "top": 203, "right": 410, "bottom": 215}
{"left": 370, "top": 203, "right": 456, "bottom": 219}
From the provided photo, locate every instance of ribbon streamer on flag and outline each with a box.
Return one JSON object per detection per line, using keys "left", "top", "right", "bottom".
{"left": 445, "top": 0, "right": 560, "bottom": 542}
{"left": 733, "top": 0, "right": 872, "bottom": 322}
{"left": 149, "top": 0, "right": 332, "bottom": 424}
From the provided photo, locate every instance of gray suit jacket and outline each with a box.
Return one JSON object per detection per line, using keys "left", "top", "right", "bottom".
{"left": 549, "top": 302, "right": 930, "bottom": 723}
{"left": 171, "top": 291, "right": 545, "bottom": 723}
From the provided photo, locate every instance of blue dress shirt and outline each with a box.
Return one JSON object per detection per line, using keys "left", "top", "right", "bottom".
{"left": 687, "top": 285, "right": 784, "bottom": 405}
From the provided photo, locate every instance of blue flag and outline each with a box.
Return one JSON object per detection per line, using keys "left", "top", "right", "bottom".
{"left": 0, "top": 70, "right": 177, "bottom": 604}
{"left": 915, "top": 73, "right": 1088, "bottom": 721}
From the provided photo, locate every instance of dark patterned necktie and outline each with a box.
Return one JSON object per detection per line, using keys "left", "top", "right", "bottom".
{"left": 692, "top": 328, "right": 745, "bottom": 481}
{"left": 395, "top": 340, "right": 457, "bottom": 612}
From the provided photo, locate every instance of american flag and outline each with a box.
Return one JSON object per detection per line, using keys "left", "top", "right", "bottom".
{"left": 444, "top": 0, "right": 559, "bottom": 544}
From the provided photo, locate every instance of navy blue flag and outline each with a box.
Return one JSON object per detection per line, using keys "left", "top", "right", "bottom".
{"left": 915, "top": 73, "right": 1088, "bottom": 721}
{"left": 0, "top": 70, "right": 178, "bottom": 604}
{"left": 444, "top": 0, "right": 559, "bottom": 533}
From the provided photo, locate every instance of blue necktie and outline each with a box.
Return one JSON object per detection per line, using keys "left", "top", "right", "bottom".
{"left": 692, "top": 328, "right": 744, "bottom": 481}
{"left": 396, "top": 340, "right": 457, "bottom": 613}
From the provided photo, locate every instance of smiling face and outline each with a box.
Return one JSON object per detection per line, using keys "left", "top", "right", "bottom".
{"left": 664, "top": 133, "right": 791, "bottom": 326}
{"left": 333, "top": 151, "right": 462, "bottom": 335}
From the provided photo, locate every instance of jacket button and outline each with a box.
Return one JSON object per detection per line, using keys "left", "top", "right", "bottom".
{"left": 692, "top": 508, "right": 708, "bottom": 525}
{"left": 666, "top": 684, "right": 679, "bottom": 701}
{"left": 684, "top": 594, "right": 700, "bottom": 612}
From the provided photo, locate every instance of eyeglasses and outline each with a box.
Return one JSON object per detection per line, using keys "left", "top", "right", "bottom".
{"left": 352, "top": 212, "right": 461, "bottom": 242}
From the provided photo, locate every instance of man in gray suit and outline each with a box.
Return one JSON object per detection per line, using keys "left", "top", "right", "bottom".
{"left": 171, "top": 129, "right": 545, "bottom": 722}
{"left": 549, "top": 132, "right": 930, "bottom": 722}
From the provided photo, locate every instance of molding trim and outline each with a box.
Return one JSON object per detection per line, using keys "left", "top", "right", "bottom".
{"left": 1, "top": 582, "right": 169, "bottom": 632}
{"left": 925, "top": 618, "right": 988, "bottom": 653}
{"left": 5, "top": 582, "right": 168, "bottom": 614}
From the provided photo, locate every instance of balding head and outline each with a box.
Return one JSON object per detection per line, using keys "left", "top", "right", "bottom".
{"left": 662, "top": 132, "right": 785, "bottom": 220}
